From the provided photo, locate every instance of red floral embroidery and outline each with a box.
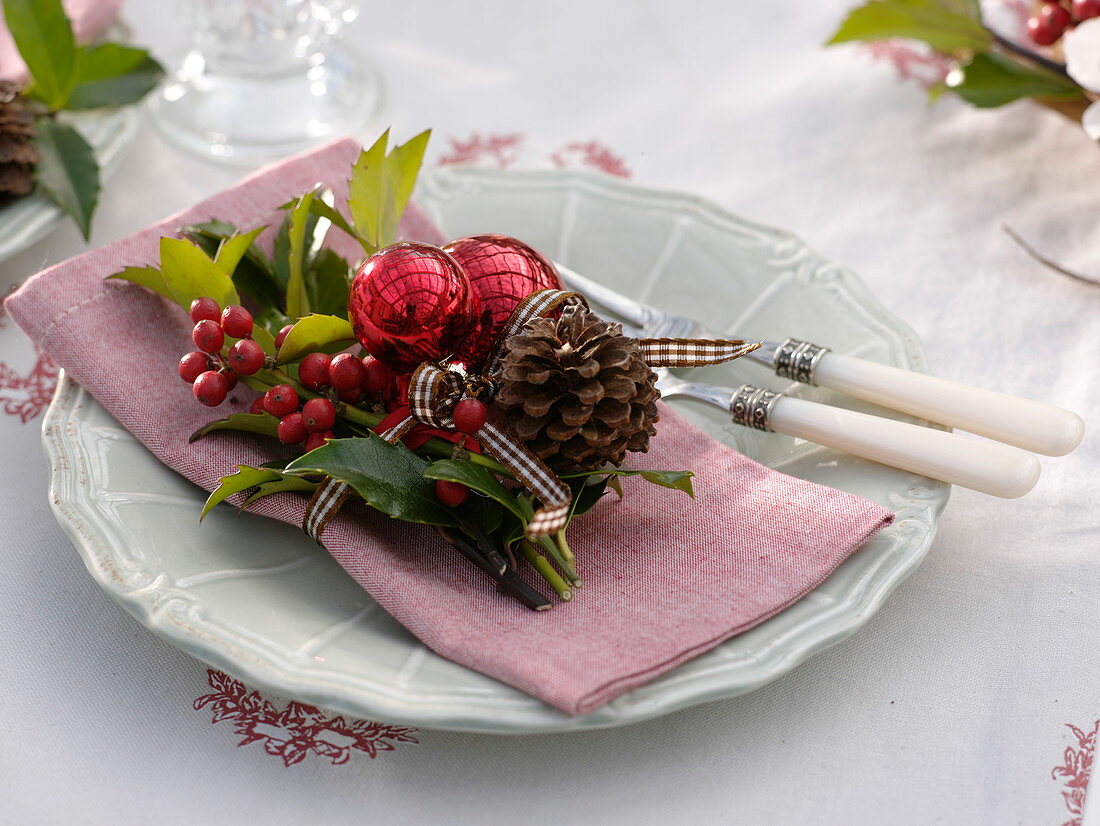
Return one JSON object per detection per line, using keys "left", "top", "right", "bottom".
{"left": 193, "top": 669, "right": 419, "bottom": 767}
{"left": 862, "top": 40, "right": 953, "bottom": 89}
{"left": 0, "top": 292, "right": 59, "bottom": 423}
{"left": 550, "top": 140, "right": 631, "bottom": 178}
{"left": 438, "top": 132, "right": 525, "bottom": 168}
{"left": 1052, "top": 721, "right": 1098, "bottom": 826}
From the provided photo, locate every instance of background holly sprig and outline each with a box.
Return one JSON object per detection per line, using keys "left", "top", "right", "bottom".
{"left": 828, "top": 0, "right": 1092, "bottom": 115}
{"left": 112, "top": 129, "right": 694, "bottom": 609}
{"left": 1, "top": 0, "right": 165, "bottom": 236}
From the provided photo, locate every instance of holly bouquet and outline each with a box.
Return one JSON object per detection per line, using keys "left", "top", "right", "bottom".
{"left": 112, "top": 130, "right": 759, "bottom": 610}
{"left": 829, "top": 0, "right": 1100, "bottom": 140}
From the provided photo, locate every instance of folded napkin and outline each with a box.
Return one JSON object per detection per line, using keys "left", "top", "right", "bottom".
{"left": 6, "top": 137, "right": 894, "bottom": 715}
{"left": 0, "top": 0, "right": 125, "bottom": 83}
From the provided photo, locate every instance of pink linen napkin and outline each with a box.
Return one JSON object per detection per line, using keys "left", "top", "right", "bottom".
{"left": 5, "top": 137, "right": 894, "bottom": 715}
{"left": 0, "top": 0, "right": 125, "bottom": 83}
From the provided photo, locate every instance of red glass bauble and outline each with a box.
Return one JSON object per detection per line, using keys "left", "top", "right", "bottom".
{"left": 443, "top": 234, "right": 563, "bottom": 368}
{"left": 348, "top": 243, "right": 479, "bottom": 374}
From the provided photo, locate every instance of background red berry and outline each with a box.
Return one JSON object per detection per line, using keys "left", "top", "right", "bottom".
{"left": 193, "top": 371, "right": 229, "bottom": 406}
{"left": 249, "top": 397, "right": 266, "bottom": 415}
{"left": 275, "top": 324, "right": 294, "bottom": 349}
{"left": 362, "top": 358, "right": 392, "bottom": 393}
{"left": 453, "top": 398, "right": 487, "bottom": 434}
{"left": 328, "top": 353, "right": 367, "bottom": 392}
{"left": 263, "top": 384, "right": 299, "bottom": 418}
{"left": 192, "top": 319, "right": 224, "bottom": 354}
{"left": 278, "top": 411, "right": 308, "bottom": 444}
{"left": 304, "top": 430, "right": 333, "bottom": 451}
{"left": 228, "top": 339, "right": 265, "bottom": 375}
{"left": 339, "top": 388, "right": 363, "bottom": 404}
{"left": 178, "top": 351, "right": 209, "bottom": 383}
{"left": 1074, "top": 0, "right": 1100, "bottom": 19}
{"left": 189, "top": 297, "right": 220, "bottom": 324}
{"left": 299, "top": 353, "right": 332, "bottom": 391}
{"left": 1029, "top": 4, "right": 1070, "bottom": 44}
{"left": 302, "top": 397, "right": 336, "bottom": 432}
{"left": 435, "top": 479, "right": 469, "bottom": 507}
{"left": 222, "top": 370, "right": 238, "bottom": 390}
{"left": 221, "top": 305, "right": 254, "bottom": 339}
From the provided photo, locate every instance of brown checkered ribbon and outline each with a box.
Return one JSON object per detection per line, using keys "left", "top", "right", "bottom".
{"left": 303, "top": 288, "right": 760, "bottom": 541}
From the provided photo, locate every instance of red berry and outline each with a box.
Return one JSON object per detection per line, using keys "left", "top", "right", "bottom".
{"left": 193, "top": 371, "right": 229, "bottom": 406}
{"left": 178, "top": 351, "right": 209, "bottom": 383}
{"left": 189, "top": 297, "right": 220, "bottom": 324}
{"left": 249, "top": 397, "right": 266, "bottom": 415}
{"left": 1029, "top": 5, "right": 1070, "bottom": 44}
{"left": 221, "top": 304, "right": 253, "bottom": 339}
{"left": 192, "top": 319, "right": 224, "bottom": 353}
{"left": 228, "top": 338, "right": 265, "bottom": 375}
{"left": 339, "top": 388, "right": 363, "bottom": 404}
{"left": 453, "top": 398, "right": 487, "bottom": 434}
{"left": 435, "top": 479, "right": 469, "bottom": 507}
{"left": 304, "top": 430, "right": 333, "bottom": 452}
{"left": 275, "top": 324, "right": 294, "bottom": 349}
{"left": 278, "top": 411, "right": 308, "bottom": 444}
{"left": 299, "top": 352, "right": 332, "bottom": 391}
{"left": 263, "top": 384, "right": 299, "bottom": 418}
{"left": 362, "top": 357, "right": 392, "bottom": 393}
{"left": 328, "top": 352, "right": 367, "bottom": 392}
{"left": 302, "top": 397, "right": 336, "bottom": 432}
{"left": 222, "top": 370, "right": 238, "bottom": 390}
{"left": 1074, "top": 0, "right": 1100, "bottom": 19}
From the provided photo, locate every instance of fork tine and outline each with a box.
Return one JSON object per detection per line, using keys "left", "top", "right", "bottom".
{"left": 553, "top": 262, "right": 653, "bottom": 327}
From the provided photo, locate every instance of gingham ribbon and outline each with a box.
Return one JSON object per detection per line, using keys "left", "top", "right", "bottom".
{"left": 636, "top": 337, "right": 761, "bottom": 366}
{"left": 303, "top": 477, "right": 352, "bottom": 541}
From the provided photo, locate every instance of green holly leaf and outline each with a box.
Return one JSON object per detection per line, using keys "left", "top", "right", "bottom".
{"left": 33, "top": 120, "right": 99, "bottom": 239}
{"left": 108, "top": 265, "right": 171, "bottom": 300}
{"left": 304, "top": 197, "right": 357, "bottom": 239}
{"left": 214, "top": 226, "right": 266, "bottom": 276}
{"left": 382, "top": 128, "right": 430, "bottom": 242}
{"left": 566, "top": 477, "right": 611, "bottom": 522}
{"left": 945, "top": 51, "right": 1084, "bottom": 107}
{"left": 189, "top": 412, "right": 281, "bottom": 444}
{"left": 285, "top": 437, "right": 460, "bottom": 527}
{"left": 158, "top": 236, "right": 239, "bottom": 311}
{"left": 183, "top": 221, "right": 282, "bottom": 313}
{"left": 560, "top": 467, "right": 695, "bottom": 497}
{"left": 241, "top": 476, "right": 317, "bottom": 507}
{"left": 201, "top": 466, "right": 283, "bottom": 520}
{"left": 2, "top": 0, "right": 77, "bottom": 110}
{"left": 285, "top": 189, "right": 316, "bottom": 320}
{"left": 423, "top": 459, "right": 529, "bottom": 524}
{"left": 275, "top": 313, "right": 356, "bottom": 364}
{"left": 827, "top": 0, "right": 990, "bottom": 52}
{"left": 66, "top": 44, "right": 164, "bottom": 109}
{"left": 307, "top": 248, "right": 353, "bottom": 319}
{"left": 347, "top": 129, "right": 431, "bottom": 254}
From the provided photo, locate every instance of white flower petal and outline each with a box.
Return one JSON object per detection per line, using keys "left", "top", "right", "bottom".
{"left": 1064, "top": 18, "right": 1100, "bottom": 93}
{"left": 1083, "top": 101, "right": 1100, "bottom": 141}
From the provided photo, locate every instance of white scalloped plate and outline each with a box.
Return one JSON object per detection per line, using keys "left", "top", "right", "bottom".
{"left": 43, "top": 167, "right": 949, "bottom": 733}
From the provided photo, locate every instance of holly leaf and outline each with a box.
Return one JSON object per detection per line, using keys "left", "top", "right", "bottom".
{"left": 945, "top": 51, "right": 1084, "bottom": 107}
{"left": 189, "top": 412, "right": 281, "bottom": 443}
{"left": 305, "top": 197, "right": 357, "bottom": 239}
{"left": 566, "top": 477, "right": 610, "bottom": 522}
{"left": 285, "top": 189, "right": 316, "bottom": 320}
{"left": 159, "top": 236, "right": 239, "bottom": 311}
{"left": 382, "top": 129, "right": 430, "bottom": 243}
{"left": 307, "top": 248, "right": 353, "bottom": 318}
{"left": 560, "top": 467, "right": 695, "bottom": 497}
{"left": 108, "top": 265, "right": 171, "bottom": 299}
{"left": 242, "top": 476, "right": 317, "bottom": 507}
{"left": 276, "top": 313, "right": 356, "bottom": 364}
{"left": 66, "top": 44, "right": 164, "bottom": 109}
{"left": 33, "top": 120, "right": 99, "bottom": 239}
{"left": 183, "top": 221, "right": 282, "bottom": 313}
{"left": 201, "top": 466, "right": 282, "bottom": 520}
{"left": 2, "top": 0, "right": 77, "bottom": 110}
{"left": 347, "top": 129, "right": 431, "bottom": 254}
{"left": 827, "top": 0, "right": 990, "bottom": 52}
{"left": 423, "top": 459, "right": 528, "bottom": 524}
{"left": 285, "top": 437, "right": 459, "bottom": 526}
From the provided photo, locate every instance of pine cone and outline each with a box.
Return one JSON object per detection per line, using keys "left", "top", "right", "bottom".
{"left": 495, "top": 302, "right": 660, "bottom": 471}
{"left": 0, "top": 81, "right": 39, "bottom": 198}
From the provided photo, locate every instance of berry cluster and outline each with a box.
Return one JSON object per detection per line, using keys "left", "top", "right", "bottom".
{"left": 1028, "top": 0, "right": 1100, "bottom": 46}
{"left": 179, "top": 298, "right": 268, "bottom": 407}
{"left": 433, "top": 398, "right": 489, "bottom": 507}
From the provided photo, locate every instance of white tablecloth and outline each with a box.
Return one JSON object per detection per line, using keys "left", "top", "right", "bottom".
{"left": 2, "top": 1, "right": 1098, "bottom": 823}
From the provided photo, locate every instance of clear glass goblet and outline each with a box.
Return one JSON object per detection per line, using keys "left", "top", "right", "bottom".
{"left": 150, "top": 0, "right": 380, "bottom": 164}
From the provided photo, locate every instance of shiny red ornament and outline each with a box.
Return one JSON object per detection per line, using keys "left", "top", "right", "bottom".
{"left": 443, "top": 234, "right": 563, "bottom": 369}
{"left": 349, "top": 243, "right": 479, "bottom": 374}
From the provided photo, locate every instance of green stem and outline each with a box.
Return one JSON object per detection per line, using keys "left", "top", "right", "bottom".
{"left": 989, "top": 29, "right": 1073, "bottom": 81}
{"left": 418, "top": 439, "right": 509, "bottom": 475}
{"left": 520, "top": 541, "right": 572, "bottom": 601}
{"left": 538, "top": 534, "right": 581, "bottom": 587}
{"left": 556, "top": 529, "right": 574, "bottom": 563}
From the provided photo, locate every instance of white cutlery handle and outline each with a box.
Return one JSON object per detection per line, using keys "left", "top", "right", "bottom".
{"left": 811, "top": 353, "right": 1084, "bottom": 457}
{"left": 768, "top": 395, "right": 1041, "bottom": 498}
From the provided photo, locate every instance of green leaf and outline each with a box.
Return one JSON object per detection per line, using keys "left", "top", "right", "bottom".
{"left": 215, "top": 226, "right": 266, "bottom": 275}
{"left": 827, "top": 0, "right": 990, "bottom": 52}
{"left": 184, "top": 222, "right": 282, "bottom": 313}
{"left": 108, "top": 265, "right": 171, "bottom": 300}
{"left": 285, "top": 437, "right": 459, "bottom": 527}
{"left": 945, "top": 51, "right": 1084, "bottom": 107}
{"left": 347, "top": 129, "right": 390, "bottom": 254}
{"left": 272, "top": 211, "right": 292, "bottom": 291}
{"left": 306, "top": 197, "right": 357, "bottom": 239}
{"left": 382, "top": 129, "right": 430, "bottom": 242}
{"left": 566, "top": 477, "right": 610, "bottom": 522}
{"left": 285, "top": 190, "right": 315, "bottom": 320}
{"left": 560, "top": 467, "right": 696, "bottom": 497}
{"left": 189, "top": 412, "right": 281, "bottom": 444}
{"left": 201, "top": 466, "right": 282, "bottom": 520}
{"left": 242, "top": 476, "right": 317, "bottom": 507}
{"left": 307, "top": 248, "right": 352, "bottom": 318}
{"left": 66, "top": 44, "right": 164, "bottom": 109}
{"left": 159, "top": 236, "right": 239, "bottom": 311}
{"left": 423, "top": 459, "right": 529, "bottom": 524}
{"left": 276, "top": 313, "right": 356, "bottom": 364}
{"left": 33, "top": 120, "right": 99, "bottom": 239}
{"left": 2, "top": 0, "right": 77, "bottom": 109}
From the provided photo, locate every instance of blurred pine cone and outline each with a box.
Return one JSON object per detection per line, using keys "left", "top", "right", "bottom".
{"left": 495, "top": 302, "right": 660, "bottom": 471}
{"left": 0, "top": 81, "right": 39, "bottom": 198}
